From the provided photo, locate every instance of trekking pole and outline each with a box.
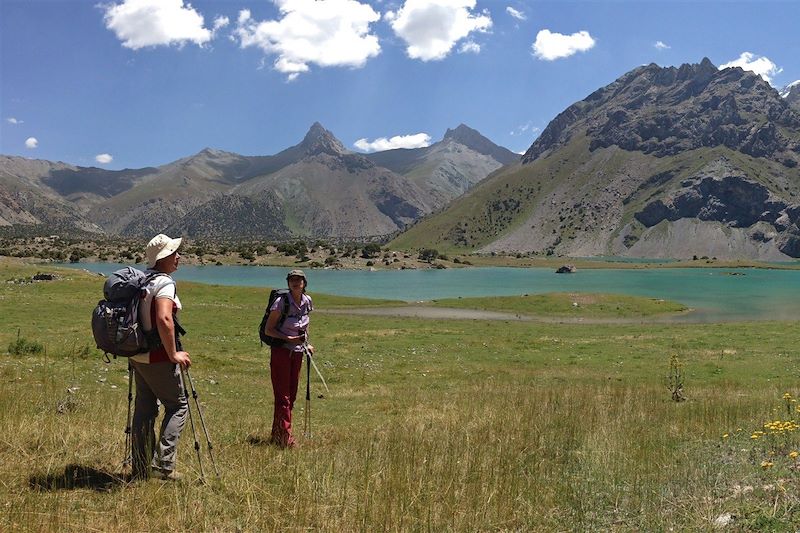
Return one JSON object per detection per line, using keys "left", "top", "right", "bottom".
{"left": 179, "top": 368, "right": 205, "bottom": 482}
{"left": 303, "top": 344, "right": 329, "bottom": 394}
{"left": 123, "top": 362, "right": 133, "bottom": 467}
{"left": 304, "top": 349, "right": 311, "bottom": 438}
{"left": 184, "top": 369, "right": 220, "bottom": 478}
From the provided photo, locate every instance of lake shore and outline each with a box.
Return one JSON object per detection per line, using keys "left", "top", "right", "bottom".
{"left": 3, "top": 235, "right": 800, "bottom": 271}
{"left": 5, "top": 248, "right": 800, "bottom": 272}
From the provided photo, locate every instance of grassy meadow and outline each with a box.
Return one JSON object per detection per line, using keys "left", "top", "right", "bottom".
{"left": 3, "top": 258, "right": 800, "bottom": 531}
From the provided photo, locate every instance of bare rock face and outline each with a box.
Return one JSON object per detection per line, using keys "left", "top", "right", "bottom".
{"left": 634, "top": 160, "right": 788, "bottom": 228}
{"left": 424, "top": 59, "right": 800, "bottom": 260}
{"left": 165, "top": 192, "right": 291, "bottom": 239}
{"left": 522, "top": 58, "right": 800, "bottom": 167}
{"left": 630, "top": 158, "right": 800, "bottom": 257}
{"left": 299, "top": 122, "right": 350, "bottom": 157}
{"left": 443, "top": 124, "right": 519, "bottom": 165}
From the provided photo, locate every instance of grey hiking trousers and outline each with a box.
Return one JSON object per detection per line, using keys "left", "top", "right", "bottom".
{"left": 131, "top": 361, "right": 188, "bottom": 475}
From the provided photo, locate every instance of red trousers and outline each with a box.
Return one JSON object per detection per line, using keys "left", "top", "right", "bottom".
{"left": 270, "top": 346, "right": 303, "bottom": 447}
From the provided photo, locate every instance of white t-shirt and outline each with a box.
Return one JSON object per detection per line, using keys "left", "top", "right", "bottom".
{"left": 131, "top": 271, "right": 181, "bottom": 364}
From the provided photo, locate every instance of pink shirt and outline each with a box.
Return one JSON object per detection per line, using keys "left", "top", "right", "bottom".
{"left": 270, "top": 293, "right": 312, "bottom": 352}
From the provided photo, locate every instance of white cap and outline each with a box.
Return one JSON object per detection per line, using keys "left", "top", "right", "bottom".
{"left": 145, "top": 234, "right": 182, "bottom": 268}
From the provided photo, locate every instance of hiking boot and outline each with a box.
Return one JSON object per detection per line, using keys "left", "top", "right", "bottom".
{"left": 152, "top": 467, "right": 183, "bottom": 481}
{"left": 161, "top": 470, "right": 183, "bottom": 481}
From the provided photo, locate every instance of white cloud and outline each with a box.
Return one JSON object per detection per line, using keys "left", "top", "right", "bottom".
{"left": 25, "top": 137, "right": 38, "bottom": 149}
{"left": 6, "top": 117, "right": 23, "bottom": 124}
{"left": 354, "top": 133, "right": 432, "bottom": 152}
{"left": 102, "top": 0, "right": 213, "bottom": 50}
{"left": 719, "top": 52, "right": 783, "bottom": 84}
{"left": 234, "top": 0, "right": 381, "bottom": 80}
{"left": 654, "top": 41, "right": 670, "bottom": 50}
{"left": 532, "top": 29, "right": 595, "bottom": 61}
{"left": 506, "top": 7, "right": 526, "bottom": 21}
{"left": 510, "top": 121, "right": 540, "bottom": 136}
{"left": 459, "top": 40, "right": 480, "bottom": 54}
{"left": 213, "top": 16, "right": 229, "bottom": 32}
{"left": 387, "top": 0, "right": 492, "bottom": 61}
{"left": 95, "top": 153, "right": 114, "bottom": 164}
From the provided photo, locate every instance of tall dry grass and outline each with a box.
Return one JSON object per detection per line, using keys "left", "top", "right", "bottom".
{"left": 2, "top": 262, "right": 800, "bottom": 530}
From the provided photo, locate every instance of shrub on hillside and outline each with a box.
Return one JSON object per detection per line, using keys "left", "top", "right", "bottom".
{"left": 361, "top": 243, "right": 381, "bottom": 259}
{"left": 418, "top": 248, "right": 439, "bottom": 263}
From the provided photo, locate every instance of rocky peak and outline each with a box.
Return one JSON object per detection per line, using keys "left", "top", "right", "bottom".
{"left": 443, "top": 123, "right": 519, "bottom": 165}
{"left": 444, "top": 124, "right": 483, "bottom": 145}
{"left": 194, "top": 147, "right": 231, "bottom": 159}
{"left": 179, "top": 147, "right": 241, "bottom": 169}
{"left": 697, "top": 56, "right": 717, "bottom": 76}
{"left": 522, "top": 58, "right": 800, "bottom": 165}
{"left": 299, "top": 122, "right": 348, "bottom": 156}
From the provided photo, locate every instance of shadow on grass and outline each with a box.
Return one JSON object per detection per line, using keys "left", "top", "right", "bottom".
{"left": 246, "top": 434, "right": 272, "bottom": 446}
{"left": 29, "top": 464, "right": 125, "bottom": 493}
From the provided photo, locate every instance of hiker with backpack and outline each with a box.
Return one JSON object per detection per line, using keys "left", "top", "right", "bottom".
{"left": 129, "top": 234, "right": 191, "bottom": 480}
{"left": 263, "top": 269, "right": 314, "bottom": 448}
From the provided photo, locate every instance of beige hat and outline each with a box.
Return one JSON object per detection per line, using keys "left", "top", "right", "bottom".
{"left": 145, "top": 234, "right": 182, "bottom": 268}
{"left": 286, "top": 269, "right": 306, "bottom": 280}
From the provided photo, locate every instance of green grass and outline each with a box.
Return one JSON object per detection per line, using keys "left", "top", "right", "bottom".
{"left": 3, "top": 258, "right": 800, "bottom": 530}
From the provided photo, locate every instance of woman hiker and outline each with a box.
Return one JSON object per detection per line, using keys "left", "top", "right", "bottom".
{"left": 264, "top": 269, "right": 314, "bottom": 448}
{"left": 130, "top": 234, "right": 191, "bottom": 480}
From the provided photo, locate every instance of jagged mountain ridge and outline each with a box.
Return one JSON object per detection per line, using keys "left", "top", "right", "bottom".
{"left": 365, "top": 124, "right": 519, "bottom": 208}
{"left": 226, "top": 124, "right": 433, "bottom": 239}
{"left": 394, "top": 59, "right": 800, "bottom": 260}
{"left": 0, "top": 123, "right": 515, "bottom": 239}
{"left": 0, "top": 155, "right": 104, "bottom": 231}
{"left": 523, "top": 58, "right": 800, "bottom": 164}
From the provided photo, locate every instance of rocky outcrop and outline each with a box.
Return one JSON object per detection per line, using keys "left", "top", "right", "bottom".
{"left": 632, "top": 159, "right": 800, "bottom": 256}
{"left": 393, "top": 59, "right": 800, "bottom": 260}
{"left": 522, "top": 58, "right": 800, "bottom": 167}
{"left": 635, "top": 171, "right": 784, "bottom": 229}
{"left": 299, "top": 122, "right": 350, "bottom": 157}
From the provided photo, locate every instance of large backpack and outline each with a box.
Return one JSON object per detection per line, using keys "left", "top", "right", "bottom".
{"left": 259, "top": 289, "right": 291, "bottom": 346}
{"left": 92, "top": 267, "right": 168, "bottom": 359}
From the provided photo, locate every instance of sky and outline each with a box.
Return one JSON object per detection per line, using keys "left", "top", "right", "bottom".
{"left": 1, "top": 0, "right": 799, "bottom": 170}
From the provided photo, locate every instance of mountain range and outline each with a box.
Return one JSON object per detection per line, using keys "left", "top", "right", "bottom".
{"left": 0, "top": 123, "right": 516, "bottom": 240}
{"left": 394, "top": 59, "right": 800, "bottom": 260}
{"left": 5, "top": 59, "right": 800, "bottom": 260}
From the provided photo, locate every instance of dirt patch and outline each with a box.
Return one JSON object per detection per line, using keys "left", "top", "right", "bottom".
{"left": 321, "top": 306, "right": 696, "bottom": 324}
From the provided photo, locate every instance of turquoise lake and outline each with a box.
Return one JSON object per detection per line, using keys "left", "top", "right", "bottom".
{"left": 66, "top": 262, "right": 800, "bottom": 323}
